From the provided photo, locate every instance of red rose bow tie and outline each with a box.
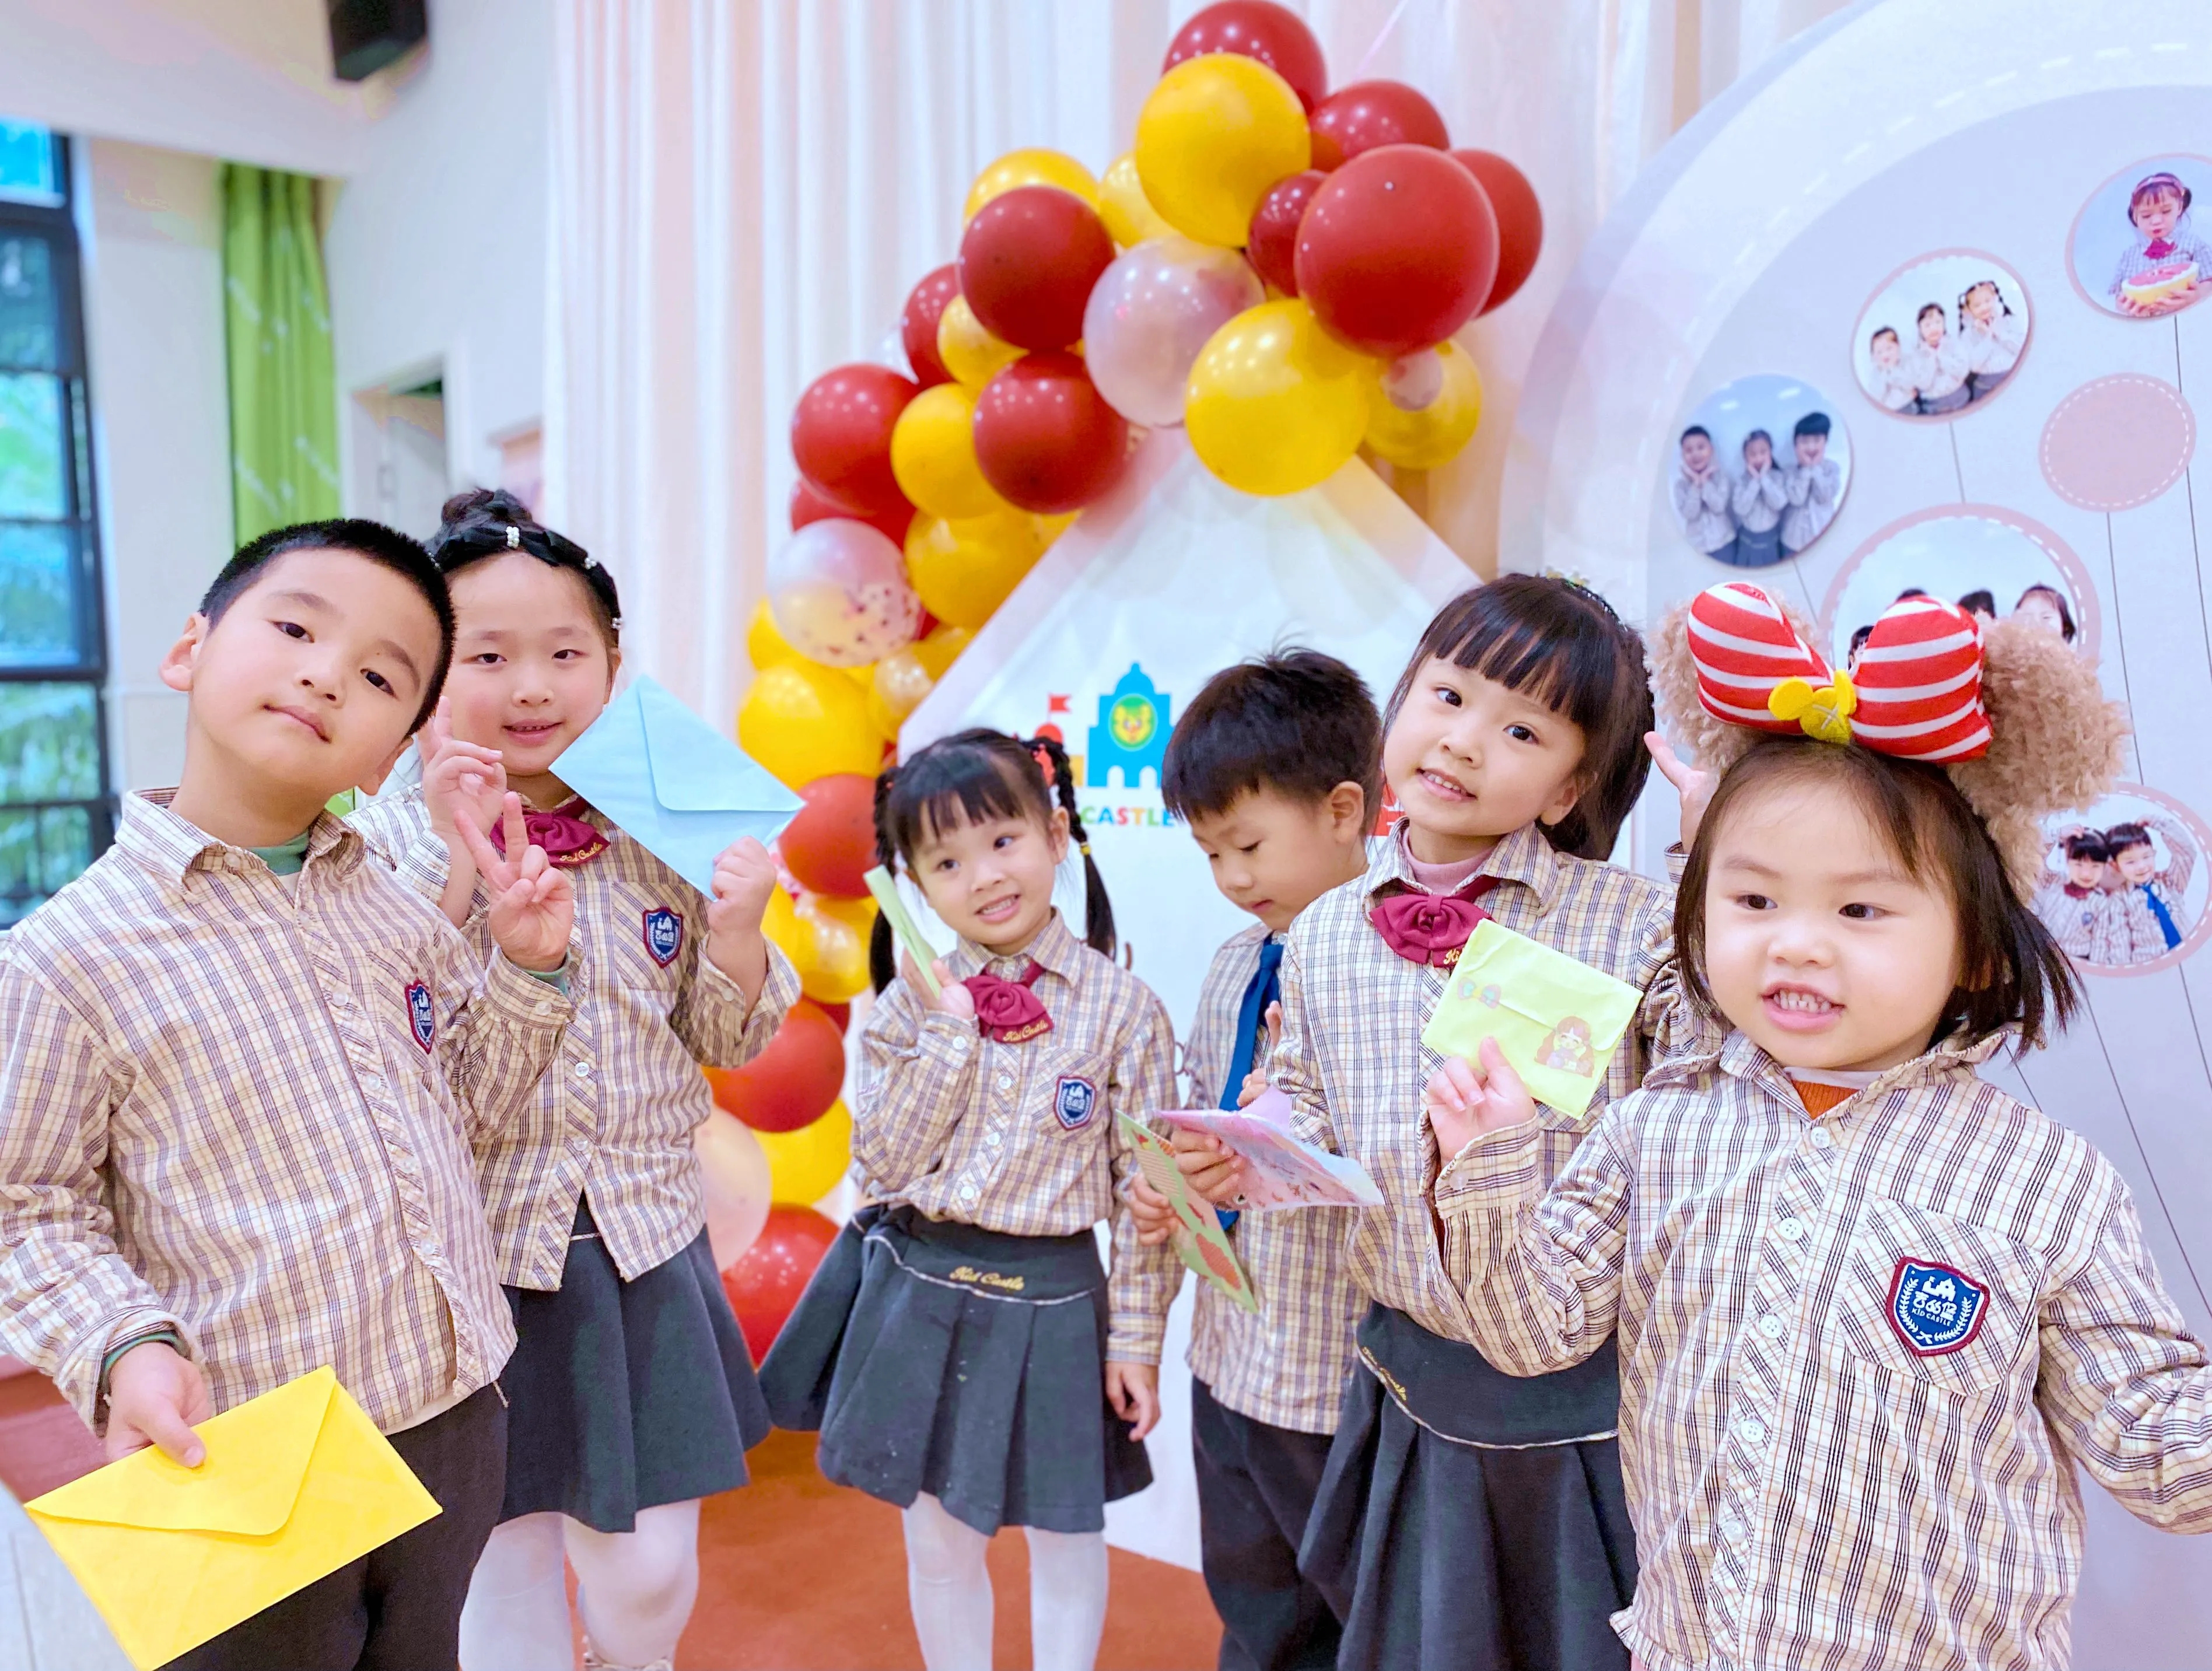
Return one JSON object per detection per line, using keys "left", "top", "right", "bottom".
{"left": 484, "top": 797, "right": 610, "bottom": 868}
{"left": 1688, "top": 581, "right": 1992, "bottom": 763}
{"left": 963, "top": 959, "right": 1055, "bottom": 1043}
{"left": 1369, "top": 878, "right": 1499, "bottom": 968}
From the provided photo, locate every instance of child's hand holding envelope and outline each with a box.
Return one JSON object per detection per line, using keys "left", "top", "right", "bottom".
{"left": 25, "top": 1367, "right": 438, "bottom": 1670}
{"left": 550, "top": 676, "right": 802, "bottom": 896}
{"left": 1419, "top": 920, "right": 1643, "bottom": 1119}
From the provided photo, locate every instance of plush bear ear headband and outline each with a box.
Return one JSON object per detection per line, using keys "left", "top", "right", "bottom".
{"left": 1650, "top": 579, "right": 2128, "bottom": 891}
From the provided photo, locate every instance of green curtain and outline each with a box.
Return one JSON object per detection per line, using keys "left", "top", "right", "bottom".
{"left": 221, "top": 164, "right": 340, "bottom": 543}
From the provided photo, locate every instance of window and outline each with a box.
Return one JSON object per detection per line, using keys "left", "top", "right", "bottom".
{"left": 1, "top": 121, "right": 108, "bottom": 925}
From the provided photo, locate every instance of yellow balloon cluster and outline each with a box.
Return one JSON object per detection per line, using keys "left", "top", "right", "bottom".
{"left": 891, "top": 384, "right": 1005, "bottom": 520}
{"left": 1098, "top": 152, "right": 1173, "bottom": 247}
{"left": 737, "top": 660, "right": 884, "bottom": 790}
{"left": 755, "top": 1098, "right": 853, "bottom": 1205}
{"left": 936, "top": 295, "right": 1025, "bottom": 390}
{"left": 905, "top": 509, "right": 1056, "bottom": 629}
{"left": 763, "top": 885, "right": 876, "bottom": 1004}
{"left": 963, "top": 148, "right": 1098, "bottom": 222}
{"left": 1135, "top": 56, "right": 1310, "bottom": 247}
{"left": 1186, "top": 299, "right": 1378, "bottom": 496}
{"left": 1365, "top": 342, "right": 1485, "bottom": 470}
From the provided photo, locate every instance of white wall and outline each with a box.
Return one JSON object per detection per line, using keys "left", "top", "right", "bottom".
{"left": 78, "top": 139, "right": 230, "bottom": 793}
{"left": 324, "top": 0, "right": 551, "bottom": 502}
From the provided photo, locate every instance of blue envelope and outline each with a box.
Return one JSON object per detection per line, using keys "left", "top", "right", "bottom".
{"left": 551, "top": 676, "right": 802, "bottom": 894}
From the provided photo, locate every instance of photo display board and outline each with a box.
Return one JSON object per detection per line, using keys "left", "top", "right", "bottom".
{"left": 1503, "top": 6, "right": 2212, "bottom": 1659}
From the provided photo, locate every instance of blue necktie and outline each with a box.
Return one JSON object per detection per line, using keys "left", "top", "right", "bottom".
{"left": 1213, "top": 939, "right": 1283, "bottom": 1233}
{"left": 2142, "top": 883, "right": 2183, "bottom": 950}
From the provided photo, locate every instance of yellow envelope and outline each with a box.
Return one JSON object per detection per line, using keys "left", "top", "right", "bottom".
{"left": 24, "top": 1366, "right": 440, "bottom": 1670}
{"left": 1420, "top": 920, "right": 1643, "bottom": 1119}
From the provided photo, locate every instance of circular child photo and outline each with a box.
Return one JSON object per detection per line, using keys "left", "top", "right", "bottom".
{"left": 1852, "top": 252, "right": 2031, "bottom": 419}
{"left": 1822, "top": 507, "right": 2095, "bottom": 670}
{"left": 2069, "top": 155, "right": 2212, "bottom": 321}
{"left": 2032, "top": 784, "right": 2212, "bottom": 975}
{"left": 1667, "top": 374, "right": 1851, "bottom": 569}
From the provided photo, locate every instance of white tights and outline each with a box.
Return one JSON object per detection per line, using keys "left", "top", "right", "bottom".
{"left": 459, "top": 1501, "right": 702, "bottom": 1671}
{"left": 901, "top": 1492, "right": 1110, "bottom": 1671}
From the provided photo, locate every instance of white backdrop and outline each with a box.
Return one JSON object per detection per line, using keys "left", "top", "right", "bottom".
{"left": 1505, "top": 3, "right": 2212, "bottom": 1662}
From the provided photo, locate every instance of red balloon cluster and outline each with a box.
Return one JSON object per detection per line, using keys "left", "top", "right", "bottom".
{"left": 781, "top": 773, "right": 877, "bottom": 899}
{"left": 706, "top": 997, "right": 846, "bottom": 1133}
{"left": 1246, "top": 169, "right": 1324, "bottom": 295}
{"left": 960, "top": 187, "right": 1115, "bottom": 351}
{"left": 790, "top": 478, "right": 912, "bottom": 548}
{"left": 900, "top": 264, "right": 962, "bottom": 388}
{"left": 1307, "top": 80, "right": 1449, "bottom": 171}
{"left": 790, "top": 363, "right": 917, "bottom": 519}
{"left": 722, "top": 1205, "right": 840, "bottom": 1361}
{"left": 1296, "top": 146, "right": 1499, "bottom": 360}
{"left": 974, "top": 352, "right": 1130, "bottom": 514}
{"left": 1161, "top": 1, "right": 1327, "bottom": 113}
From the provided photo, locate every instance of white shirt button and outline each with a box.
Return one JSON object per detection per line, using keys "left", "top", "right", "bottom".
{"left": 985, "top": 1129, "right": 1002, "bottom": 1147}
{"left": 996, "top": 1072, "right": 1014, "bottom": 1091}
{"left": 1775, "top": 1217, "right": 1805, "bottom": 1241}
{"left": 1759, "top": 1315, "right": 1786, "bottom": 1339}
{"left": 958, "top": 1183, "right": 978, "bottom": 1201}
{"left": 572, "top": 1060, "right": 593, "bottom": 1078}
{"left": 1719, "top": 1513, "right": 1743, "bottom": 1538}
{"left": 1737, "top": 1416, "right": 1767, "bottom": 1444}
{"left": 1810, "top": 1127, "right": 1834, "bottom": 1150}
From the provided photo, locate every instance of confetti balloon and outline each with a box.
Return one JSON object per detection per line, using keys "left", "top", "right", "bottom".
{"left": 766, "top": 519, "right": 924, "bottom": 668}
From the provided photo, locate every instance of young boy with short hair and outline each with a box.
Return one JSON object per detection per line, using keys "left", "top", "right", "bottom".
{"left": 1132, "top": 650, "right": 1380, "bottom": 1671}
{"left": 0, "top": 520, "right": 579, "bottom": 1671}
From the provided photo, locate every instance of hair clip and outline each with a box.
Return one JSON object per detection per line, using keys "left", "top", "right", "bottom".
{"left": 1077, "top": 839, "right": 1091, "bottom": 857}
{"left": 1031, "top": 742, "right": 1056, "bottom": 786}
{"left": 506, "top": 525, "right": 522, "bottom": 549}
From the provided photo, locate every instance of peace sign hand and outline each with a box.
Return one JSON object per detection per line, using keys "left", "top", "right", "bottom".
{"left": 456, "top": 793, "right": 575, "bottom": 972}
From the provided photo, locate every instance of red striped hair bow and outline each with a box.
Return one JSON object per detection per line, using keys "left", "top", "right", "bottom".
{"left": 1686, "top": 581, "right": 1993, "bottom": 763}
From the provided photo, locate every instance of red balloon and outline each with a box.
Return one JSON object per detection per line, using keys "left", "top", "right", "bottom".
{"left": 1307, "top": 80, "right": 1450, "bottom": 171}
{"left": 816, "top": 1001, "right": 850, "bottom": 1034}
{"left": 722, "top": 1205, "right": 839, "bottom": 1362}
{"left": 705, "top": 999, "right": 845, "bottom": 1133}
{"left": 1450, "top": 149, "right": 1544, "bottom": 313}
{"left": 790, "top": 363, "right": 918, "bottom": 518}
{"left": 1296, "top": 145, "right": 1497, "bottom": 360}
{"left": 780, "top": 773, "right": 877, "bottom": 899}
{"left": 1245, "top": 170, "right": 1325, "bottom": 295}
{"left": 789, "top": 478, "right": 913, "bottom": 548}
{"left": 972, "top": 352, "right": 1131, "bottom": 515}
{"left": 901, "top": 264, "right": 961, "bottom": 388}
{"left": 958, "top": 187, "right": 1115, "bottom": 353}
{"left": 1161, "top": 2, "right": 1328, "bottom": 114}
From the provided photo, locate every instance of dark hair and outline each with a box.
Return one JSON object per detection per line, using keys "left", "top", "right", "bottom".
{"left": 2064, "top": 831, "right": 2113, "bottom": 864}
{"left": 867, "top": 728, "right": 1114, "bottom": 990}
{"left": 2129, "top": 172, "right": 2190, "bottom": 218}
{"left": 1385, "top": 576, "right": 1653, "bottom": 861}
{"left": 1742, "top": 428, "right": 1773, "bottom": 456}
{"left": 199, "top": 519, "right": 453, "bottom": 732}
{"left": 1847, "top": 623, "right": 1874, "bottom": 661}
{"left": 1958, "top": 588, "right": 1996, "bottom": 616}
{"left": 1793, "top": 411, "right": 1831, "bottom": 440}
{"left": 1895, "top": 587, "right": 1929, "bottom": 601}
{"left": 2015, "top": 583, "right": 2077, "bottom": 643}
{"left": 1161, "top": 650, "right": 1381, "bottom": 824}
{"left": 1676, "top": 737, "right": 2078, "bottom": 1050}
{"left": 1680, "top": 425, "right": 1711, "bottom": 443}
{"left": 1917, "top": 302, "right": 1946, "bottom": 327}
{"left": 1871, "top": 325, "right": 1899, "bottom": 346}
{"left": 429, "top": 489, "right": 621, "bottom": 646}
{"left": 2103, "top": 821, "right": 2153, "bottom": 857}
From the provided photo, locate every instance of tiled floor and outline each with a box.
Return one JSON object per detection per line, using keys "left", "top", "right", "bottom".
{"left": 0, "top": 1367, "right": 1222, "bottom": 1670}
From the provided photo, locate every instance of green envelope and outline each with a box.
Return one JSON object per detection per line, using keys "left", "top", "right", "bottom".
{"left": 1116, "top": 1113, "right": 1258, "bottom": 1313}
{"left": 1420, "top": 920, "right": 1643, "bottom": 1119}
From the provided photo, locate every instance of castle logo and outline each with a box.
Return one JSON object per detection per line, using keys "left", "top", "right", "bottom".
{"left": 1085, "top": 663, "right": 1173, "bottom": 790}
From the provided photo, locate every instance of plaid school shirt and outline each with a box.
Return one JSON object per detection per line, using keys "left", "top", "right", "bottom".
{"left": 1181, "top": 923, "right": 1363, "bottom": 1434}
{"left": 1271, "top": 821, "right": 1690, "bottom": 1344}
{"left": 1433, "top": 1029, "right": 2212, "bottom": 1671}
{"left": 0, "top": 791, "right": 574, "bottom": 1432}
{"left": 853, "top": 910, "right": 1182, "bottom": 1364}
{"left": 352, "top": 789, "right": 799, "bottom": 1290}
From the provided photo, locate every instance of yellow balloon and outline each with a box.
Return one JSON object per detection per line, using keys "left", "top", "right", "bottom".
{"left": 937, "top": 296, "right": 1024, "bottom": 391}
{"left": 964, "top": 148, "right": 1100, "bottom": 222}
{"left": 872, "top": 621, "right": 976, "bottom": 728}
{"left": 1365, "top": 342, "right": 1485, "bottom": 470}
{"left": 865, "top": 678, "right": 907, "bottom": 741}
{"left": 797, "top": 892, "right": 875, "bottom": 1003}
{"left": 890, "top": 383, "right": 1005, "bottom": 520}
{"left": 841, "top": 660, "right": 877, "bottom": 689}
{"left": 1186, "top": 299, "right": 1378, "bottom": 496}
{"left": 746, "top": 598, "right": 800, "bottom": 671}
{"left": 737, "top": 661, "right": 884, "bottom": 789}
{"left": 755, "top": 1098, "right": 854, "bottom": 1205}
{"left": 1135, "top": 56, "right": 1310, "bottom": 247}
{"left": 905, "top": 510, "right": 1050, "bottom": 629}
{"left": 915, "top": 622, "right": 973, "bottom": 679}
{"left": 761, "top": 884, "right": 807, "bottom": 966}
{"left": 1098, "top": 151, "right": 1174, "bottom": 247}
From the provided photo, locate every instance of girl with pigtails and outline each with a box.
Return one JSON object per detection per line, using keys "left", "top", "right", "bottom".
{"left": 758, "top": 728, "right": 1181, "bottom": 1671}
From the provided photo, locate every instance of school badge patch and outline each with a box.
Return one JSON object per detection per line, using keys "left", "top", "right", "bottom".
{"left": 642, "top": 906, "right": 684, "bottom": 968}
{"left": 1053, "top": 1074, "right": 1099, "bottom": 1131}
{"left": 1887, "top": 1256, "right": 1989, "bottom": 1356}
{"left": 405, "top": 980, "right": 436, "bottom": 1053}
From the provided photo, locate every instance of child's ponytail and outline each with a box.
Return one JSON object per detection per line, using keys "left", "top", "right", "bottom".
{"left": 867, "top": 765, "right": 901, "bottom": 994}
{"left": 1027, "top": 734, "right": 1116, "bottom": 962}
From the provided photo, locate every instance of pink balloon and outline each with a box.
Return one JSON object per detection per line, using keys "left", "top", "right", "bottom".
{"left": 1082, "top": 236, "right": 1265, "bottom": 428}
{"left": 767, "top": 518, "right": 924, "bottom": 667}
{"left": 696, "top": 1110, "right": 772, "bottom": 1270}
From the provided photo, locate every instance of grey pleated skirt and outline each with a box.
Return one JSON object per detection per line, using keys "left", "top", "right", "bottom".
{"left": 1300, "top": 1303, "right": 1637, "bottom": 1671}
{"left": 498, "top": 1197, "right": 771, "bottom": 1532}
{"left": 758, "top": 1204, "right": 1152, "bottom": 1536}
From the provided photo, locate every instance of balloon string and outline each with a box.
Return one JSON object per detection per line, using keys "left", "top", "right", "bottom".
{"left": 1350, "top": 0, "right": 1415, "bottom": 79}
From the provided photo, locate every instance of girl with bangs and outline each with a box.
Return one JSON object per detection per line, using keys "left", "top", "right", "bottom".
{"left": 1179, "top": 575, "right": 1702, "bottom": 1671}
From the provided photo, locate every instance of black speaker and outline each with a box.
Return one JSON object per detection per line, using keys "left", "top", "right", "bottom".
{"left": 327, "top": 0, "right": 428, "bottom": 82}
